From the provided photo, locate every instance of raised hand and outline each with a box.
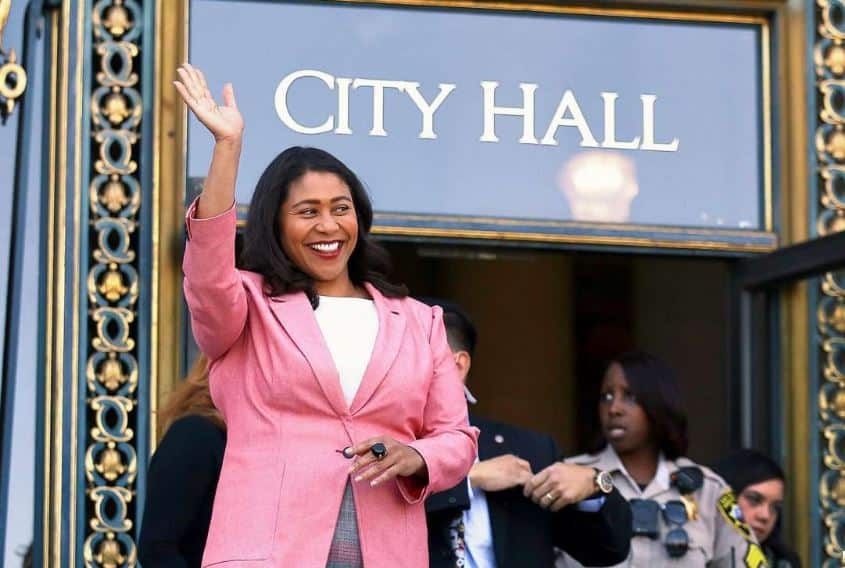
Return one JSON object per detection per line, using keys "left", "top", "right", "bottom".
{"left": 174, "top": 63, "right": 243, "bottom": 143}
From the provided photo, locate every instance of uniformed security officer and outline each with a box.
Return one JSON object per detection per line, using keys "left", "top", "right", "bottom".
{"left": 557, "top": 351, "right": 765, "bottom": 568}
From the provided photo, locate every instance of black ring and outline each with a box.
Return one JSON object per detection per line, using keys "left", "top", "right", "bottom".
{"left": 371, "top": 442, "right": 387, "bottom": 460}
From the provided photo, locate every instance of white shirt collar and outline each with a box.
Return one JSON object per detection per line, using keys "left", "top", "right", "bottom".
{"left": 603, "top": 445, "right": 671, "bottom": 495}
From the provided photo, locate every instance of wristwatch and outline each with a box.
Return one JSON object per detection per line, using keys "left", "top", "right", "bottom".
{"left": 593, "top": 468, "right": 614, "bottom": 494}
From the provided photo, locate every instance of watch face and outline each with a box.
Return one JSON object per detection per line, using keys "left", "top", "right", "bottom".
{"left": 597, "top": 471, "right": 614, "bottom": 493}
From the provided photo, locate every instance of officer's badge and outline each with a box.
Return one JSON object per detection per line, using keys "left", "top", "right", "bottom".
{"left": 680, "top": 494, "right": 699, "bottom": 521}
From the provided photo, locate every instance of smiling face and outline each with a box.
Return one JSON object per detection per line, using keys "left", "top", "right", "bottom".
{"left": 737, "top": 478, "right": 784, "bottom": 544}
{"left": 598, "top": 363, "right": 653, "bottom": 456}
{"left": 279, "top": 170, "right": 359, "bottom": 295}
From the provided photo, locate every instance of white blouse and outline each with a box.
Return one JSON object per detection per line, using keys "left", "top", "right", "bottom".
{"left": 314, "top": 296, "right": 379, "bottom": 406}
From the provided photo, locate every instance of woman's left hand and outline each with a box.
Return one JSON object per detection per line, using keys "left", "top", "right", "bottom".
{"left": 347, "top": 437, "right": 428, "bottom": 487}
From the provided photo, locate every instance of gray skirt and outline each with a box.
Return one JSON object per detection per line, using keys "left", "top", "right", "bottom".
{"left": 326, "top": 480, "right": 364, "bottom": 567}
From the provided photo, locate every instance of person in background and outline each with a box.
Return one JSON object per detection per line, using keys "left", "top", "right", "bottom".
{"left": 713, "top": 449, "right": 800, "bottom": 567}
{"left": 425, "top": 299, "right": 632, "bottom": 567}
{"left": 558, "top": 351, "right": 766, "bottom": 567}
{"left": 138, "top": 355, "right": 226, "bottom": 568}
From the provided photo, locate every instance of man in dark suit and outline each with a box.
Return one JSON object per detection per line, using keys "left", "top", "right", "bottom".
{"left": 425, "top": 301, "right": 631, "bottom": 568}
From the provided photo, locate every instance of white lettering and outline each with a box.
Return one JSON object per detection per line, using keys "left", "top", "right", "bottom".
{"left": 272, "top": 69, "right": 679, "bottom": 153}
{"left": 640, "top": 95, "right": 679, "bottom": 152}
{"left": 601, "top": 92, "right": 640, "bottom": 150}
{"left": 480, "top": 81, "right": 539, "bottom": 144}
{"left": 540, "top": 90, "right": 599, "bottom": 147}
{"left": 335, "top": 77, "right": 354, "bottom": 135}
{"left": 352, "top": 78, "right": 408, "bottom": 136}
{"left": 404, "top": 82, "right": 456, "bottom": 139}
{"left": 274, "top": 69, "right": 335, "bottom": 135}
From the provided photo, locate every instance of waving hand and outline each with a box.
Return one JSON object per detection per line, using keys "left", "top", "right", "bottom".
{"left": 174, "top": 63, "right": 243, "bottom": 143}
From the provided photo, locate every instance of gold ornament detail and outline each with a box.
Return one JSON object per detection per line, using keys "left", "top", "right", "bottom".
{"left": 832, "top": 301, "right": 845, "bottom": 334}
{"left": 817, "top": 2, "right": 845, "bottom": 562}
{"left": 96, "top": 443, "right": 127, "bottom": 483}
{"left": 828, "top": 129, "right": 845, "bottom": 162}
{"left": 85, "top": 1, "right": 143, "bottom": 565}
{"left": 0, "top": 48, "right": 26, "bottom": 124}
{"left": 0, "top": 0, "right": 26, "bottom": 124}
{"left": 98, "top": 355, "right": 127, "bottom": 391}
{"left": 831, "top": 211, "right": 845, "bottom": 234}
{"left": 101, "top": 176, "right": 129, "bottom": 213}
{"left": 98, "top": 267, "right": 128, "bottom": 303}
{"left": 95, "top": 534, "right": 126, "bottom": 568}
{"left": 103, "top": 1, "right": 132, "bottom": 37}
{"left": 103, "top": 89, "right": 131, "bottom": 125}
{"left": 827, "top": 43, "right": 845, "bottom": 76}
{"left": 834, "top": 389, "right": 845, "bottom": 419}
{"left": 835, "top": 475, "right": 845, "bottom": 508}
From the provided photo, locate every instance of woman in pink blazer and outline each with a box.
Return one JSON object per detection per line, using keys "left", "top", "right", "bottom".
{"left": 174, "top": 64, "right": 478, "bottom": 567}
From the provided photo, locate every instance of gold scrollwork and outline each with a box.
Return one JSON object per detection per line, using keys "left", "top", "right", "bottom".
{"left": 84, "top": 0, "right": 143, "bottom": 565}
{"left": 816, "top": 2, "right": 845, "bottom": 563}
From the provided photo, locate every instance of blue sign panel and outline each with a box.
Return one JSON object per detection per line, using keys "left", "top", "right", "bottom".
{"left": 187, "top": 0, "right": 771, "bottom": 248}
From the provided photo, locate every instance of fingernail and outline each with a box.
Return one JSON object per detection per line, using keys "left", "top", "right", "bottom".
{"left": 354, "top": 475, "right": 362, "bottom": 482}
{"left": 370, "top": 480, "right": 379, "bottom": 487}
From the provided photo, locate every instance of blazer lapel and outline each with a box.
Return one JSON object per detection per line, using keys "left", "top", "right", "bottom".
{"left": 266, "top": 292, "right": 349, "bottom": 417}
{"left": 349, "top": 283, "right": 406, "bottom": 415}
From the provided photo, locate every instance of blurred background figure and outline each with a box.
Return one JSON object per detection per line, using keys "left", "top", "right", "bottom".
{"left": 713, "top": 449, "right": 800, "bottom": 568}
{"left": 138, "top": 355, "right": 226, "bottom": 568}
{"left": 559, "top": 351, "right": 765, "bottom": 567}
{"left": 425, "top": 299, "right": 631, "bottom": 568}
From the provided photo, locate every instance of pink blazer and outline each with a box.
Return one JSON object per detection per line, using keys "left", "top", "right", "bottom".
{"left": 182, "top": 201, "right": 478, "bottom": 567}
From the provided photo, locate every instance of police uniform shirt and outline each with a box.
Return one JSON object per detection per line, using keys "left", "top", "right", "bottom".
{"left": 557, "top": 446, "right": 766, "bottom": 568}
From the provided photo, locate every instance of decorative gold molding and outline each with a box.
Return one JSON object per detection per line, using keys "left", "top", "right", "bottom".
{"left": 152, "top": 0, "right": 188, "bottom": 444}
{"left": 371, "top": 225, "right": 777, "bottom": 252}
{"left": 83, "top": 0, "right": 144, "bottom": 565}
{"left": 815, "top": 1, "right": 845, "bottom": 564}
{"left": 333, "top": 0, "right": 770, "bottom": 24}
{"left": 778, "top": 1, "right": 811, "bottom": 563}
{"left": 42, "top": 6, "right": 59, "bottom": 566}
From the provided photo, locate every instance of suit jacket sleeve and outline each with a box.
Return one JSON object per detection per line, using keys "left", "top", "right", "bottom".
{"left": 425, "top": 477, "right": 471, "bottom": 515}
{"left": 550, "top": 437, "right": 632, "bottom": 566}
{"left": 138, "top": 416, "right": 225, "bottom": 568}
{"left": 182, "top": 198, "right": 247, "bottom": 360}
{"left": 401, "top": 306, "right": 479, "bottom": 504}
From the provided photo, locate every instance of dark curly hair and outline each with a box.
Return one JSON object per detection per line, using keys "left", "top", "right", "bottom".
{"left": 239, "top": 146, "right": 407, "bottom": 307}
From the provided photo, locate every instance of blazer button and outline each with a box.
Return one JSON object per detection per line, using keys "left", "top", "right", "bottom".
{"left": 448, "top": 497, "right": 457, "bottom": 504}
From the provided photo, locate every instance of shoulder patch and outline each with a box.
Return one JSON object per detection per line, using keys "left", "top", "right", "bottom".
{"left": 717, "top": 490, "right": 754, "bottom": 542}
{"left": 744, "top": 542, "right": 767, "bottom": 568}
{"left": 717, "top": 491, "right": 767, "bottom": 567}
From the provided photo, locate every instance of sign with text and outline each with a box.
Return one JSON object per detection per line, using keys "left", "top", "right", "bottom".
{"left": 188, "top": 0, "right": 769, "bottom": 238}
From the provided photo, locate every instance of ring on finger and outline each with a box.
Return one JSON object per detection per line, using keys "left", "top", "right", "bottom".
{"left": 543, "top": 491, "right": 556, "bottom": 502}
{"left": 370, "top": 442, "right": 388, "bottom": 461}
